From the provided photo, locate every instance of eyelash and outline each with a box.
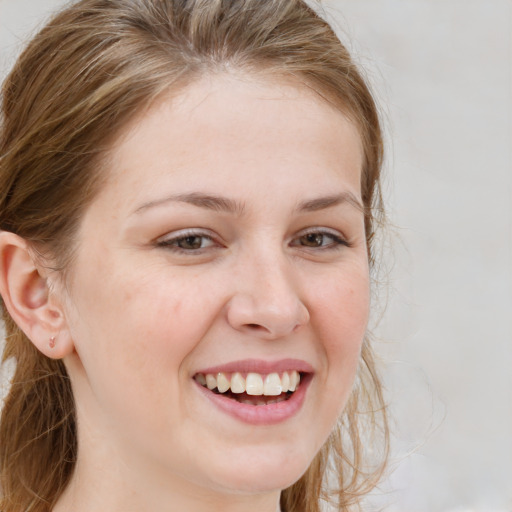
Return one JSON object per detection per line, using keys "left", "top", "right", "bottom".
{"left": 291, "top": 229, "right": 349, "bottom": 250}
{"left": 156, "top": 229, "right": 218, "bottom": 253}
{"left": 156, "top": 228, "right": 349, "bottom": 254}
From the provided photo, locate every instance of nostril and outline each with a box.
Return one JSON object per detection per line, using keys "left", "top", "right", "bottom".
{"left": 246, "top": 323, "right": 265, "bottom": 331}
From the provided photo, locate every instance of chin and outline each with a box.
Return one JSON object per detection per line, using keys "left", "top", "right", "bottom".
{"left": 216, "top": 471, "right": 303, "bottom": 495}
{"left": 206, "top": 446, "right": 313, "bottom": 494}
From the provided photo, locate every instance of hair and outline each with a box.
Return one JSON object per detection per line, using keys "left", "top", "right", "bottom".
{"left": 0, "top": 1, "right": 388, "bottom": 510}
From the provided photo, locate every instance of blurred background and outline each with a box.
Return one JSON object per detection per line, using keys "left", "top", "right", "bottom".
{"left": 1, "top": 0, "right": 511, "bottom": 510}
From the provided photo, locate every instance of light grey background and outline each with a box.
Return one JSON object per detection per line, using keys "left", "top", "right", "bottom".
{"left": 1, "top": 0, "right": 511, "bottom": 510}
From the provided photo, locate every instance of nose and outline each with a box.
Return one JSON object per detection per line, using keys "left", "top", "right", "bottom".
{"left": 226, "top": 257, "right": 310, "bottom": 340}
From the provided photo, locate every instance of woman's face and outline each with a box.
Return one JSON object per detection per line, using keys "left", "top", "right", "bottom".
{"left": 61, "top": 74, "right": 369, "bottom": 498}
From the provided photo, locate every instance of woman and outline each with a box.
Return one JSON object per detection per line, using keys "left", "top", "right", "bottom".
{"left": 0, "top": 1, "right": 388, "bottom": 511}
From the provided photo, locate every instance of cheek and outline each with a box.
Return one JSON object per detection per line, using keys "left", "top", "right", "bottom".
{"left": 64, "top": 265, "right": 225, "bottom": 442}
{"left": 312, "top": 267, "right": 370, "bottom": 392}
{"left": 315, "top": 264, "right": 370, "bottom": 339}
{"left": 67, "top": 263, "right": 222, "bottom": 383}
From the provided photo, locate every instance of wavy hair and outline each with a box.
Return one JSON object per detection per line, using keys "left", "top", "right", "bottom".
{"left": 0, "top": 1, "right": 388, "bottom": 510}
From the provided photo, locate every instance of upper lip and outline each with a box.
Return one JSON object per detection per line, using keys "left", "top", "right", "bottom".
{"left": 194, "top": 358, "right": 314, "bottom": 376}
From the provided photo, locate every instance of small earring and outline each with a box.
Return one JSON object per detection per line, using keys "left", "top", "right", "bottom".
{"left": 49, "top": 336, "right": 56, "bottom": 349}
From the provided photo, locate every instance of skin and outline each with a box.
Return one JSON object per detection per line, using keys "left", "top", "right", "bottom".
{"left": 8, "top": 74, "right": 370, "bottom": 512}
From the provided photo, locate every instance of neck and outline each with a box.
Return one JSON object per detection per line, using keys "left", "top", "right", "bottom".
{"left": 55, "top": 371, "right": 284, "bottom": 512}
{"left": 53, "top": 420, "right": 282, "bottom": 512}
{"left": 55, "top": 478, "right": 281, "bottom": 512}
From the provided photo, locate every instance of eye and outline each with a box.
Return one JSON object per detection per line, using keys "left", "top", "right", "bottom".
{"left": 156, "top": 230, "right": 217, "bottom": 252}
{"left": 292, "top": 229, "right": 348, "bottom": 250}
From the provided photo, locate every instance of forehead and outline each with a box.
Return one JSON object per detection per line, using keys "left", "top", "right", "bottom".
{"left": 97, "top": 73, "right": 364, "bottom": 210}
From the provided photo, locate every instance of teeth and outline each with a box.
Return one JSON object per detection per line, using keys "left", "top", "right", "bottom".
{"left": 195, "top": 373, "right": 207, "bottom": 386}
{"left": 281, "top": 372, "right": 290, "bottom": 393}
{"left": 230, "top": 372, "right": 245, "bottom": 394}
{"left": 263, "top": 373, "right": 282, "bottom": 396}
{"left": 206, "top": 374, "right": 217, "bottom": 390}
{"left": 216, "top": 372, "right": 230, "bottom": 393}
{"left": 289, "top": 370, "right": 300, "bottom": 392}
{"left": 246, "top": 373, "right": 264, "bottom": 395}
{"left": 196, "top": 370, "right": 303, "bottom": 396}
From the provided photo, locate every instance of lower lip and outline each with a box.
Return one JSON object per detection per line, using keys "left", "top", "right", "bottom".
{"left": 195, "top": 375, "right": 311, "bottom": 426}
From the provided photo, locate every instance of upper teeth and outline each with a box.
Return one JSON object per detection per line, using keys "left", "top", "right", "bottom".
{"left": 195, "top": 370, "right": 301, "bottom": 396}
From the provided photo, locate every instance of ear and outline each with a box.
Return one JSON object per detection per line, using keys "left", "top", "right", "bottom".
{"left": 0, "top": 231, "right": 74, "bottom": 359}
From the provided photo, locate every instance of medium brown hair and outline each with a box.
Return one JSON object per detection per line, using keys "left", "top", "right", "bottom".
{"left": 0, "top": 1, "right": 388, "bottom": 510}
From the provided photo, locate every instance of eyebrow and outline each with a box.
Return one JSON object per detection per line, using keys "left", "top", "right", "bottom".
{"left": 133, "top": 191, "right": 363, "bottom": 216}
{"left": 134, "top": 192, "right": 245, "bottom": 216}
{"left": 296, "top": 192, "right": 364, "bottom": 213}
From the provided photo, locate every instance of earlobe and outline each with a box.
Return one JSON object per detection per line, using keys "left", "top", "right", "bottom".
{"left": 0, "top": 231, "right": 74, "bottom": 359}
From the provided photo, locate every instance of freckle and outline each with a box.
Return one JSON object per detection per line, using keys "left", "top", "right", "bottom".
{"left": 121, "top": 288, "right": 134, "bottom": 303}
{"left": 173, "top": 300, "right": 183, "bottom": 315}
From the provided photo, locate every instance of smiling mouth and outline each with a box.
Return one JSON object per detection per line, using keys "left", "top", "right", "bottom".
{"left": 194, "top": 371, "right": 302, "bottom": 406}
